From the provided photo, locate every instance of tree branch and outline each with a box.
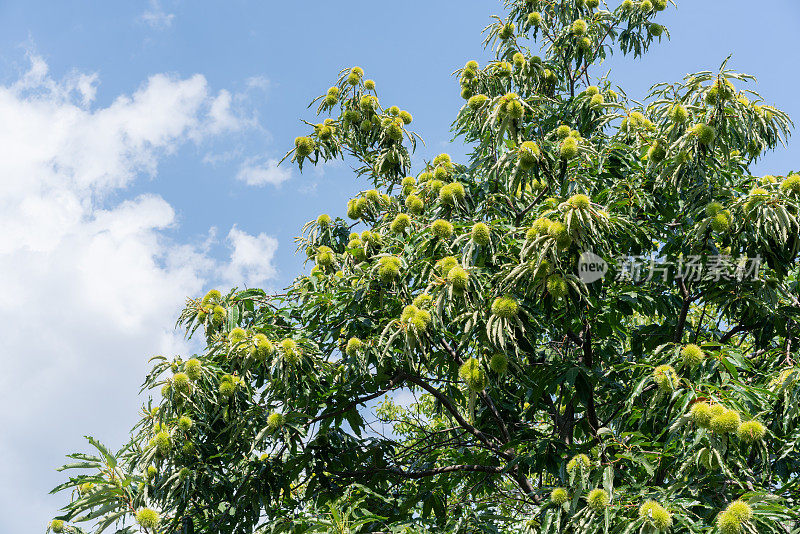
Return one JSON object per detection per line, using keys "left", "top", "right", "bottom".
{"left": 673, "top": 278, "right": 693, "bottom": 343}
{"left": 438, "top": 339, "right": 512, "bottom": 443}
{"left": 402, "top": 373, "right": 510, "bottom": 459}
{"left": 580, "top": 323, "right": 600, "bottom": 435}
{"left": 308, "top": 374, "right": 406, "bottom": 424}
{"left": 333, "top": 464, "right": 505, "bottom": 480}
{"left": 514, "top": 186, "right": 550, "bottom": 227}
{"left": 719, "top": 323, "right": 750, "bottom": 344}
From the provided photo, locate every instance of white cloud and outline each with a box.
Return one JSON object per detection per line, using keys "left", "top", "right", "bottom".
{"left": 222, "top": 226, "right": 279, "bottom": 287}
{"left": 236, "top": 157, "right": 292, "bottom": 186}
{"left": 0, "top": 57, "right": 278, "bottom": 533}
{"left": 202, "top": 147, "right": 244, "bottom": 166}
{"left": 141, "top": 0, "right": 175, "bottom": 29}
{"left": 246, "top": 76, "right": 271, "bottom": 91}
{"left": 207, "top": 89, "right": 241, "bottom": 134}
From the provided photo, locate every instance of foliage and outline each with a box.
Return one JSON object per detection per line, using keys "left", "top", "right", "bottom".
{"left": 48, "top": 0, "right": 800, "bottom": 533}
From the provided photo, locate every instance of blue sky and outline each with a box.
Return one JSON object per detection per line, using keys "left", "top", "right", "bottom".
{"left": 0, "top": 1, "right": 798, "bottom": 532}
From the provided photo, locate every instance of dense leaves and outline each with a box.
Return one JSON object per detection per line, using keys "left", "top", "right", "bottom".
{"left": 49, "top": 1, "right": 800, "bottom": 533}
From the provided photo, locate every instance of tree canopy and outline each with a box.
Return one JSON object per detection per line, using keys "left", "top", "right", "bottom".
{"left": 48, "top": 0, "right": 800, "bottom": 533}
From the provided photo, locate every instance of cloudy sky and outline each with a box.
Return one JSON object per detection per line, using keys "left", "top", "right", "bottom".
{"left": 0, "top": 1, "right": 798, "bottom": 532}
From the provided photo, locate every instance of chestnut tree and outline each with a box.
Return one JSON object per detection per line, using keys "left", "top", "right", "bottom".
{"left": 48, "top": 0, "right": 800, "bottom": 533}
